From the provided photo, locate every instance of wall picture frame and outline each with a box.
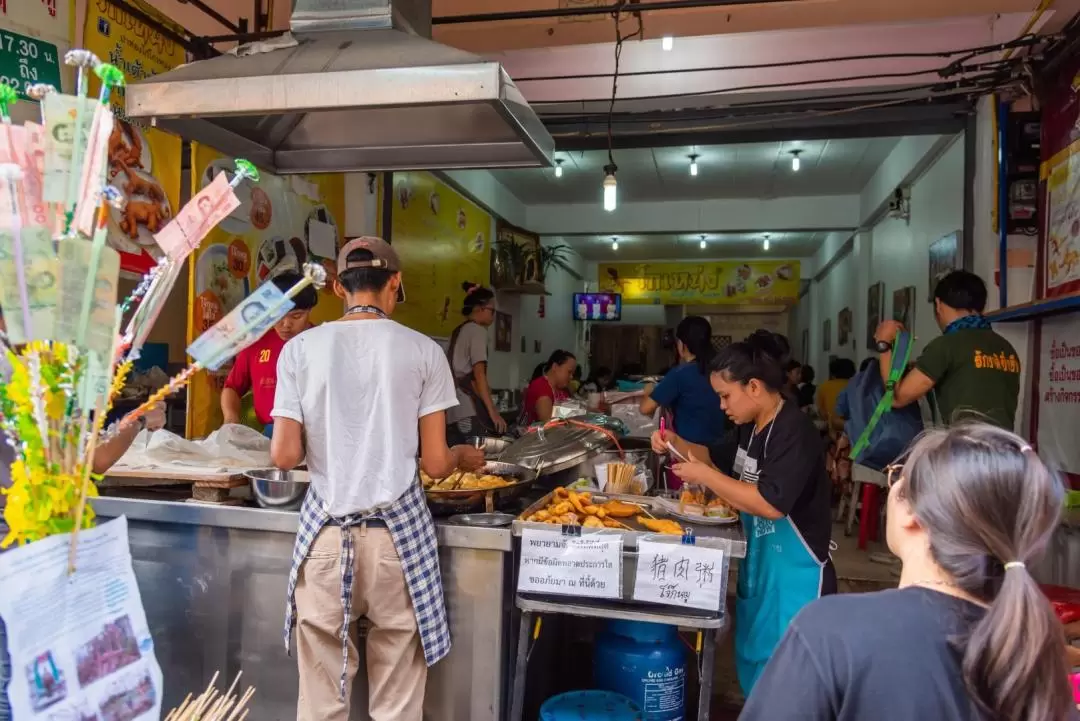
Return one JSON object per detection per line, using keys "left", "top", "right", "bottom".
{"left": 494, "top": 311, "right": 512, "bottom": 352}
{"left": 838, "top": 307, "right": 853, "bottom": 347}
{"left": 893, "top": 286, "right": 916, "bottom": 331}
{"left": 866, "top": 281, "right": 884, "bottom": 351}
{"left": 928, "top": 231, "right": 960, "bottom": 302}
{"left": 823, "top": 319, "right": 831, "bottom": 352}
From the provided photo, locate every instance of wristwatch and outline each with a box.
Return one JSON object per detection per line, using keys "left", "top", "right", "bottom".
{"left": 874, "top": 339, "right": 892, "bottom": 354}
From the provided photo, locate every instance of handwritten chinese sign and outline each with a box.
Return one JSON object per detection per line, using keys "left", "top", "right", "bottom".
{"left": 633, "top": 540, "right": 725, "bottom": 611}
{"left": 0, "top": 29, "right": 61, "bottom": 100}
{"left": 518, "top": 528, "right": 622, "bottom": 599}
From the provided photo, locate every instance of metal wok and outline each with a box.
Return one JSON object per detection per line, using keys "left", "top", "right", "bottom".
{"left": 423, "top": 461, "right": 539, "bottom": 515}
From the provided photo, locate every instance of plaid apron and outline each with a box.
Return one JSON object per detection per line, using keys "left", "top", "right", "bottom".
{"left": 283, "top": 481, "right": 450, "bottom": 699}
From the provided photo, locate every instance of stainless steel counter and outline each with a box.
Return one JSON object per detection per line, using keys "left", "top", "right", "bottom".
{"left": 91, "top": 496, "right": 513, "bottom": 721}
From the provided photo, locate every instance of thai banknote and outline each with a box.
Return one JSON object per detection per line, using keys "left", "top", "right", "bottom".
{"left": 0, "top": 225, "right": 57, "bottom": 343}
{"left": 42, "top": 94, "right": 97, "bottom": 205}
{"left": 153, "top": 171, "right": 239, "bottom": 261}
{"left": 126, "top": 259, "right": 183, "bottom": 353}
{"left": 73, "top": 105, "right": 114, "bottom": 238}
{"left": 187, "top": 281, "right": 294, "bottom": 371}
{"left": 56, "top": 237, "right": 120, "bottom": 357}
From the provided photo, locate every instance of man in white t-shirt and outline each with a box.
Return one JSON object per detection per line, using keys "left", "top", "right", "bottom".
{"left": 271, "top": 236, "right": 484, "bottom": 721}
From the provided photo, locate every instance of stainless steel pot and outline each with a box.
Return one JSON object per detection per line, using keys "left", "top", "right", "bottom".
{"left": 244, "top": 468, "right": 310, "bottom": 510}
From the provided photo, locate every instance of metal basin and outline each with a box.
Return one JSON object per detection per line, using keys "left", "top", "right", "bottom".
{"left": 244, "top": 468, "right": 310, "bottom": 510}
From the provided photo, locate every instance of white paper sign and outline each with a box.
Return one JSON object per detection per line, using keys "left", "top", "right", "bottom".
{"left": 307, "top": 219, "right": 338, "bottom": 260}
{"left": 518, "top": 528, "right": 622, "bottom": 599}
{"left": 633, "top": 539, "right": 725, "bottom": 611}
{"left": 0, "top": 517, "right": 164, "bottom": 721}
{"left": 1038, "top": 315, "right": 1080, "bottom": 474}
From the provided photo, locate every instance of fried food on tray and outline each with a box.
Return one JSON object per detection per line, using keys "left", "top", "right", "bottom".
{"left": 639, "top": 517, "right": 684, "bottom": 535}
{"left": 582, "top": 515, "right": 605, "bottom": 529}
{"left": 423, "top": 469, "right": 515, "bottom": 491}
{"left": 601, "top": 500, "right": 640, "bottom": 518}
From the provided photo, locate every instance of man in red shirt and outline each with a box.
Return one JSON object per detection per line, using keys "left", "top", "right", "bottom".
{"left": 221, "top": 271, "right": 319, "bottom": 437}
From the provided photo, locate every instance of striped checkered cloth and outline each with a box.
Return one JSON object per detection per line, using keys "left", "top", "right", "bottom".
{"left": 283, "top": 481, "right": 450, "bottom": 699}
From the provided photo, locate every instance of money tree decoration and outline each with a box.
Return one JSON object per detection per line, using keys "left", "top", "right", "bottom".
{"left": 0, "top": 48, "right": 325, "bottom": 557}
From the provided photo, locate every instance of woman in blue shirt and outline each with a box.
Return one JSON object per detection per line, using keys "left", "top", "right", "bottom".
{"left": 641, "top": 317, "right": 728, "bottom": 487}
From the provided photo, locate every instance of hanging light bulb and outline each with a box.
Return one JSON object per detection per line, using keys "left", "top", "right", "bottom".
{"left": 790, "top": 150, "right": 802, "bottom": 172}
{"left": 602, "top": 164, "right": 618, "bottom": 212}
{"left": 688, "top": 154, "right": 699, "bottom": 177}
{"left": 699, "top": 234, "right": 707, "bottom": 250}
{"left": 554, "top": 158, "right": 564, "bottom": 178}
{"left": 612, "top": 237, "right": 619, "bottom": 251}
{"left": 763, "top": 233, "right": 771, "bottom": 252}
{"left": 662, "top": 35, "right": 674, "bottom": 51}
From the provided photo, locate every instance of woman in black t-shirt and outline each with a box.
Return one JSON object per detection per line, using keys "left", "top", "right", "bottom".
{"left": 741, "top": 424, "right": 1076, "bottom": 721}
{"left": 651, "top": 330, "right": 835, "bottom": 697}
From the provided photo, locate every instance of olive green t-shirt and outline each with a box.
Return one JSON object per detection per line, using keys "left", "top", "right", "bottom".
{"left": 915, "top": 329, "right": 1020, "bottom": 429}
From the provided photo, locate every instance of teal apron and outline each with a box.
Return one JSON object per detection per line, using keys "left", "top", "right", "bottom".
{"left": 732, "top": 408, "right": 827, "bottom": 696}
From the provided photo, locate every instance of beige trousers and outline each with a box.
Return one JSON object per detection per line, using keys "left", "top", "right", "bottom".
{"left": 295, "top": 524, "right": 426, "bottom": 721}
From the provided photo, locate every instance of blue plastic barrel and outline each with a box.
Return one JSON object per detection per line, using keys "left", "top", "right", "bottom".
{"left": 539, "top": 690, "right": 642, "bottom": 720}
{"left": 593, "top": 621, "right": 686, "bottom": 721}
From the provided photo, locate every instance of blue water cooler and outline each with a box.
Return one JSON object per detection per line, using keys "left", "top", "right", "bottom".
{"left": 593, "top": 620, "right": 686, "bottom": 721}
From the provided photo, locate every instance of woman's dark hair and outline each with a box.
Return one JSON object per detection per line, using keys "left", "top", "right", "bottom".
{"left": 585, "top": 365, "right": 613, "bottom": 386}
{"left": 338, "top": 248, "right": 393, "bottom": 293}
{"left": 829, "top": 357, "right": 857, "bottom": 379}
{"left": 461, "top": 281, "right": 495, "bottom": 316}
{"left": 898, "top": 425, "right": 1070, "bottom": 721}
{"left": 801, "top": 364, "right": 815, "bottom": 384}
{"left": 784, "top": 359, "right": 802, "bottom": 374}
{"left": 675, "top": 316, "right": 716, "bottom": 375}
{"left": 708, "top": 329, "right": 788, "bottom": 391}
{"left": 270, "top": 270, "right": 317, "bottom": 310}
{"left": 531, "top": 350, "right": 576, "bottom": 381}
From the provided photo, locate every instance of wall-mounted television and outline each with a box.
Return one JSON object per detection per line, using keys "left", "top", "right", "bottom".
{"left": 573, "top": 292, "right": 622, "bottom": 321}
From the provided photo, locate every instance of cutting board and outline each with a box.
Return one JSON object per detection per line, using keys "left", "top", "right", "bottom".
{"left": 101, "top": 466, "right": 250, "bottom": 488}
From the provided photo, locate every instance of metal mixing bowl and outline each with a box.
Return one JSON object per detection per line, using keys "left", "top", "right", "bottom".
{"left": 244, "top": 468, "right": 310, "bottom": 510}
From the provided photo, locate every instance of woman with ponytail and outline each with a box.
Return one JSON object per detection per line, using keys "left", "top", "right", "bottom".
{"left": 445, "top": 281, "right": 506, "bottom": 443}
{"left": 640, "top": 317, "right": 727, "bottom": 481}
{"left": 652, "top": 329, "right": 834, "bottom": 695}
{"left": 741, "top": 423, "right": 1077, "bottom": 721}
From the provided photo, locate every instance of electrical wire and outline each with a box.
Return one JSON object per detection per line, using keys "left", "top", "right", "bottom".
{"left": 513, "top": 35, "right": 1043, "bottom": 83}
{"left": 605, "top": 2, "right": 644, "bottom": 167}
{"left": 534, "top": 58, "right": 1017, "bottom": 106}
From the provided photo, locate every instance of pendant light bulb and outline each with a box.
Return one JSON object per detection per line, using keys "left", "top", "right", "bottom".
{"left": 602, "top": 164, "right": 618, "bottom": 212}
{"left": 662, "top": 35, "right": 674, "bottom": 51}
{"left": 612, "top": 237, "right": 619, "bottom": 251}
{"left": 699, "top": 234, "right": 707, "bottom": 250}
{"left": 689, "top": 154, "right": 699, "bottom": 177}
{"left": 554, "top": 158, "right": 564, "bottom": 178}
{"left": 790, "top": 150, "right": 802, "bottom": 172}
{"left": 763, "top": 234, "right": 771, "bottom": 252}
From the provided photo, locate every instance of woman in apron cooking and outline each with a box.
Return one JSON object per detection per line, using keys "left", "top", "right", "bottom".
{"left": 445, "top": 282, "right": 506, "bottom": 444}
{"left": 651, "top": 329, "right": 835, "bottom": 695}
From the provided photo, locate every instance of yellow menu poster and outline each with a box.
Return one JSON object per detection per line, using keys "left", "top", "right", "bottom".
{"left": 598, "top": 260, "right": 801, "bottom": 305}
{"left": 389, "top": 172, "right": 491, "bottom": 338}
{"left": 186, "top": 143, "right": 345, "bottom": 438}
{"left": 84, "top": 0, "right": 184, "bottom": 275}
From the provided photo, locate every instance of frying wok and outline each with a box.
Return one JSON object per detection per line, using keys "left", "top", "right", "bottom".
{"left": 424, "top": 461, "right": 538, "bottom": 515}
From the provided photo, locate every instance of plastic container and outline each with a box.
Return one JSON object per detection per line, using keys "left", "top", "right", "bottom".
{"left": 593, "top": 621, "right": 686, "bottom": 721}
{"left": 539, "top": 690, "right": 642, "bottom": 721}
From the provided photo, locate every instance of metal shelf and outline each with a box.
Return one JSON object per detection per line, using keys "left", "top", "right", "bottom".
{"left": 984, "top": 290, "right": 1080, "bottom": 323}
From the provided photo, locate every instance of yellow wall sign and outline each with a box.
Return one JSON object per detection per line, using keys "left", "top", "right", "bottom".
{"left": 598, "top": 260, "right": 801, "bottom": 305}
{"left": 390, "top": 171, "right": 491, "bottom": 338}
{"left": 186, "top": 143, "right": 346, "bottom": 438}
{"left": 83, "top": 0, "right": 185, "bottom": 275}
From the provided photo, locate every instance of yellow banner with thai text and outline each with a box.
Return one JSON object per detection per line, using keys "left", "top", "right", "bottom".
{"left": 83, "top": 0, "right": 184, "bottom": 275}
{"left": 597, "top": 260, "right": 801, "bottom": 305}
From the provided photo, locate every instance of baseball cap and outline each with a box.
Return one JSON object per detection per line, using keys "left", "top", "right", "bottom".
{"left": 337, "top": 236, "right": 400, "bottom": 274}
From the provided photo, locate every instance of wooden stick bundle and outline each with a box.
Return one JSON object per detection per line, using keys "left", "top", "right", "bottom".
{"left": 606, "top": 462, "right": 637, "bottom": 495}
{"left": 164, "top": 671, "right": 256, "bottom": 721}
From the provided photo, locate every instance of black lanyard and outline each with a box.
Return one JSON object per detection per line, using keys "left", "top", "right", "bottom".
{"left": 344, "top": 304, "right": 388, "bottom": 319}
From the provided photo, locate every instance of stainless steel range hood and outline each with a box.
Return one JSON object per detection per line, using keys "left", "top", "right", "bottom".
{"left": 124, "top": 0, "right": 554, "bottom": 173}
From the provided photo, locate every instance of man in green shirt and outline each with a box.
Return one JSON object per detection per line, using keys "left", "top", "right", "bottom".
{"left": 874, "top": 270, "right": 1019, "bottom": 429}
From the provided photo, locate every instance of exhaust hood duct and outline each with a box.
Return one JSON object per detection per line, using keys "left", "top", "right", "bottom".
{"left": 123, "top": 0, "right": 555, "bottom": 173}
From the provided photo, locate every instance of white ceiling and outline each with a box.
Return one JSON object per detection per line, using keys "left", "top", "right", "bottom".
{"left": 553, "top": 231, "right": 829, "bottom": 262}
{"left": 491, "top": 137, "right": 900, "bottom": 204}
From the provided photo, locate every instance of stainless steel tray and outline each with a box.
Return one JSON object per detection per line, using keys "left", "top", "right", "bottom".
{"left": 512, "top": 489, "right": 746, "bottom": 558}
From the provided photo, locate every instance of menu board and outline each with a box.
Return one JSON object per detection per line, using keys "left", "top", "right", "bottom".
{"left": 186, "top": 143, "right": 345, "bottom": 438}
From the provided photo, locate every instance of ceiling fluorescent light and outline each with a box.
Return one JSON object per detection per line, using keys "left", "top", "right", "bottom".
{"left": 602, "top": 164, "right": 618, "bottom": 212}
{"left": 790, "top": 149, "right": 802, "bottom": 172}
{"left": 688, "top": 154, "right": 698, "bottom": 177}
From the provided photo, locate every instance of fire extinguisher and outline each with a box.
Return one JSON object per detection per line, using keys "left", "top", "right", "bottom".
{"left": 538, "top": 296, "right": 546, "bottom": 318}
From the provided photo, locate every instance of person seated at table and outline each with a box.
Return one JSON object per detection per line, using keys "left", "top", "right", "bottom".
{"left": 521, "top": 351, "right": 577, "bottom": 425}
{"left": 740, "top": 424, "right": 1076, "bottom": 721}
{"left": 816, "top": 357, "right": 856, "bottom": 434}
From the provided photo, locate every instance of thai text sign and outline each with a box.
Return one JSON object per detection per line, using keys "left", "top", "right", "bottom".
{"left": 597, "top": 260, "right": 801, "bottom": 305}
{"left": 517, "top": 528, "right": 622, "bottom": 599}
{"left": 1039, "top": 316, "right": 1080, "bottom": 474}
{"left": 0, "top": 29, "right": 62, "bottom": 100}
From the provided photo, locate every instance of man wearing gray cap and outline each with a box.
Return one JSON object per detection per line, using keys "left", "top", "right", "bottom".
{"left": 270, "top": 236, "right": 484, "bottom": 721}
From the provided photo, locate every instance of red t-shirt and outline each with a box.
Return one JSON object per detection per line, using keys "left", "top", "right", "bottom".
{"left": 523, "top": 376, "right": 569, "bottom": 425}
{"left": 223, "top": 328, "right": 286, "bottom": 425}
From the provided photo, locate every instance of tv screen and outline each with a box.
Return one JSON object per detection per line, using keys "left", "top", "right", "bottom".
{"left": 573, "top": 292, "right": 622, "bottom": 321}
